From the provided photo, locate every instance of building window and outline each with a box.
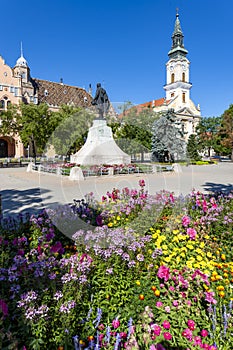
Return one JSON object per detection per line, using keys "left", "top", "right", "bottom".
{"left": 182, "top": 93, "right": 186, "bottom": 103}
{"left": 182, "top": 72, "right": 185, "bottom": 82}
{"left": 171, "top": 73, "right": 175, "bottom": 83}
{"left": 10, "top": 86, "right": 15, "bottom": 93}
{"left": 14, "top": 88, "right": 18, "bottom": 96}
{"left": 0, "top": 85, "right": 2, "bottom": 91}
{"left": 7, "top": 101, "right": 11, "bottom": 107}
{"left": 0, "top": 100, "right": 4, "bottom": 109}
{"left": 171, "top": 93, "right": 174, "bottom": 98}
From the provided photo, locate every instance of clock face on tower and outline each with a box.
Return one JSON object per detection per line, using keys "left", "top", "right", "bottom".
{"left": 182, "top": 64, "right": 186, "bottom": 71}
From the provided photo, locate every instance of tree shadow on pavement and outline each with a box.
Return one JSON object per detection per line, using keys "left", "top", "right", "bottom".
{"left": 203, "top": 182, "right": 233, "bottom": 194}
{"left": 0, "top": 187, "right": 61, "bottom": 217}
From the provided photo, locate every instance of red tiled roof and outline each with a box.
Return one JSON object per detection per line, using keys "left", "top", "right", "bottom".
{"left": 119, "top": 97, "right": 170, "bottom": 118}
{"left": 33, "top": 79, "right": 93, "bottom": 108}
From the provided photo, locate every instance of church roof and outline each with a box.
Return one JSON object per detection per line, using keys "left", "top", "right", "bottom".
{"left": 118, "top": 98, "right": 170, "bottom": 118}
{"left": 32, "top": 78, "right": 93, "bottom": 108}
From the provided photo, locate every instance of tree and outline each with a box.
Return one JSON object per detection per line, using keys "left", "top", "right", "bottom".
{"left": 186, "top": 134, "right": 201, "bottom": 161}
{"left": 196, "top": 117, "right": 222, "bottom": 156}
{"left": 219, "top": 104, "right": 233, "bottom": 160}
{"left": 109, "top": 105, "right": 160, "bottom": 161}
{"left": 152, "top": 110, "right": 186, "bottom": 162}
{"left": 50, "top": 105, "right": 95, "bottom": 156}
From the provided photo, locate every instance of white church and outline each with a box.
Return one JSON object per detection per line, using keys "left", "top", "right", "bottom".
{"left": 133, "top": 12, "right": 201, "bottom": 140}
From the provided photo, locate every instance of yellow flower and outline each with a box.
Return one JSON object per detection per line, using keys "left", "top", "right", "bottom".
{"left": 135, "top": 280, "right": 141, "bottom": 286}
{"left": 180, "top": 252, "right": 186, "bottom": 258}
{"left": 148, "top": 249, "right": 153, "bottom": 254}
{"left": 172, "top": 237, "right": 179, "bottom": 243}
{"left": 152, "top": 233, "right": 158, "bottom": 239}
{"left": 164, "top": 256, "right": 171, "bottom": 262}
{"left": 173, "top": 229, "right": 179, "bottom": 235}
{"left": 204, "top": 234, "right": 210, "bottom": 239}
{"left": 186, "top": 244, "right": 194, "bottom": 250}
{"left": 217, "top": 285, "right": 224, "bottom": 291}
{"left": 116, "top": 216, "right": 121, "bottom": 221}
{"left": 200, "top": 242, "right": 205, "bottom": 248}
{"left": 154, "top": 290, "right": 160, "bottom": 296}
{"left": 156, "top": 229, "right": 161, "bottom": 234}
{"left": 207, "top": 252, "right": 213, "bottom": 258}
{"left": 219, "top": 291, "right": 225, "bottom": 298}
{"left": 108, "top": 222, "right": 113, "bottom": 227}
{"left": 196, "top": 255, "right": 203, "bottom": 262}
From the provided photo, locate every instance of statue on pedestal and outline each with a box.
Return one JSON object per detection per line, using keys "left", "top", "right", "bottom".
{"left": 91, "top": 83, "right": 110, "bottom": 119}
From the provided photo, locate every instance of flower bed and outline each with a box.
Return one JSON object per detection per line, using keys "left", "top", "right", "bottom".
{"left": 0, "top": 182, "right": 233, "bottom": 349}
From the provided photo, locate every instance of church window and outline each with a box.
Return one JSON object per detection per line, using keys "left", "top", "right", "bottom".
{"left": 0, "top": 100, "right": 5, "bottom": 109}
{"left": 171, "top": 73, "right": 175, "bottom": 83}
{"left": 182, "top": 93, "right": 186, "bottom": 103}
{"left": 7, "top": 101, "right": 11, "bottom": 108}
{"left": 182, "top": 72, "right": 185, "bottom": 82}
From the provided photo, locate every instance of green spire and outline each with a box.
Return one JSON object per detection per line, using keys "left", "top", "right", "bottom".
{"left": 168, "top": 11, "right": 188, "bottom": 58}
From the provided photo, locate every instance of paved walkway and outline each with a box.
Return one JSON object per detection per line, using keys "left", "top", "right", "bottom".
{"left": 0, "top": 163, "right": 233, "bottom": 218}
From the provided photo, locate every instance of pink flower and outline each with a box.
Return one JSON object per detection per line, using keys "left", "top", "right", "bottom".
{"left": 156, "top": 301, "right": 163, "bottom": 307}
{"left": 112, "top": 318, "right": 120, "bottom": 329}
{"left": 187, "top": 227, "right": 197, "bottom": 240}
{"left": 152, "top": 324, "right": 161, "bottom": 336}
{"left": 193, "top": 336, "right": 202, "bottom": 346}
{"left": 204, "top": 291, "right": 217, "bottom": 304}
{"left": 157, "top": 265, "right": 170, "bottom": 282}
{"left": 164, "top": 306, "right": 171, "bottom": 313}
{"left": 200, "top": 329, "right": 208, "bottom": 337}
{"left": 172, "top": 300, "right": 179, "bottom": 307}
{"left": 163, "top": 332, "right": 172, "bottom": 340}
{"left": 120, "top": 332, "right": 127, "bottom": 338}
{"left": 139, "top": 179, "right": 145, "bottom": 187}
{"left": 182, "top": 328, "right": 193, "bottom": 341}
{"left": 162, "top": 320, "right": 171, "bottom": 329}
{"left": 182, "top": 215, "right": 190, "bottom": 227}
{"left": 169, "top": 286, "right": 175, "bottom": 292}
{"left": 187, "top": 319, "right": 195, "bottom": 331}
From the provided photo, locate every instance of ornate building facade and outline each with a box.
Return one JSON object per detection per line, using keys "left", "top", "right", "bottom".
{"left": 0, "top": 49, "right": 93, "bottom": 158}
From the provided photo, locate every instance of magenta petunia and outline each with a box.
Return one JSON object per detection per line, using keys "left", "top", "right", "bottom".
{"left": 163, "top": 332, "right": 172, "bottom": 340}
{"left": 157, "top": 265, "right": 170, "bottom": 282}
{"left": 162, "top": 320, "right": 171, "bottom": 329}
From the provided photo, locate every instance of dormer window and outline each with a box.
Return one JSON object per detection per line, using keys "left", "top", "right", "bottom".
{"left": 44, "top": 89, "right": 48, "bottom": 96}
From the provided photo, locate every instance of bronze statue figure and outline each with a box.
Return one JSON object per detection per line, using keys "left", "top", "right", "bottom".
{"left": 91, "top": 83, "right": 110, "bottom": 119}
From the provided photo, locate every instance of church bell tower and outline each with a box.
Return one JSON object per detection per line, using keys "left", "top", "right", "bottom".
{"left": 164, "top": 11, "right": 192, "bottom": 107}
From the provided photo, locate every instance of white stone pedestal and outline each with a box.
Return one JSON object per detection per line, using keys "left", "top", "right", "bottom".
{"left": 69, "top": 166, "right": 84, "bottom": 181}
{"left": 70, "top": 119, "right": 130, "bottom": 165}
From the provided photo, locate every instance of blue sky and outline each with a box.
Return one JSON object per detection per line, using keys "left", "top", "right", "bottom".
{"left": 1, "top": 0, "right": 233, "bottom": 117}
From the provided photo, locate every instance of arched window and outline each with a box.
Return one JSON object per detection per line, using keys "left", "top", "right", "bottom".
{"left": 7, "top": 100, "right": 11, "bottom": 108}
{"left": 182, "top": 72, "right": 185, "bottom": 82}
{"left": 182, "top": 93, "right": 186, "bottom": 103}
{"left": 171, "top": 73, "right": 175, "bottom": 83}
{"left": 0, "top": 100, "right": 5, "bottom": 109}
